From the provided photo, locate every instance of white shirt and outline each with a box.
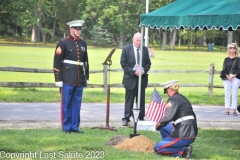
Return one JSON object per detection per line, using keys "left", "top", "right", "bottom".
{"left": 133, "top": 45, "right": 140, "bottom": 65}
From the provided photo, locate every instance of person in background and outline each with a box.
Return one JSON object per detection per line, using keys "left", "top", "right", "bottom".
{"left": 237, "top": 105, "right": 240, "bottom": 113}
{"left": 53, "top": 20, "right": 89, "bottom": 133}
{"left": 120, "top": 32, "right": 151, "bottom": 126}
{"left": 154, "top": 80, "right": 198, "bottom": 159}
{"left": 220, "top": 43, "right": 240, "bottom": 116}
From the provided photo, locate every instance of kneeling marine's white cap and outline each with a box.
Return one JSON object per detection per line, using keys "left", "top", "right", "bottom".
{"left": 161, "top": 80, "right": 178, "bottom": 89}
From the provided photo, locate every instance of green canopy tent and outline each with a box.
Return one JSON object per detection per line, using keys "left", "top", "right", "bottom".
{"left": 138, "top": 0, "right": 240, "bottom": 50}
{"left": 136, "top": 0, "right": 240, "bottom": 107}
{"left": 140, "top": 0, "right": 240, "bottom": 30}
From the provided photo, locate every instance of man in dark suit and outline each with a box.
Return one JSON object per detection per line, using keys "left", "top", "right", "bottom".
{"left": 120, "top": 32, "right": 151, "bottom": 126}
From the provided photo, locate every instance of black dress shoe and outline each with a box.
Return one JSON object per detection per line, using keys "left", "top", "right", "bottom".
{"left": 63, "top": 131, "right": 71, "bottom": 134}
{"left": 122, "top": 119, "right": 129, "bottom": 126}
{"left": 182, "top": 145, "right": 193, "bottom": 159}
{"left": 138, "top": 117, "right": 144, "bottom": 121}
{"left": 71, "top": 130, "right": 84, "bottom": 134}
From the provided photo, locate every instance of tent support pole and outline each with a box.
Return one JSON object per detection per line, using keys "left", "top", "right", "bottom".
{"left": 137, "top": 26, "right": 144, "bottom": 111}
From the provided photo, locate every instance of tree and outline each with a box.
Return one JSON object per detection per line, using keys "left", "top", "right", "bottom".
{"left": 83, "top": 0, "right": 146, "bottom": 48}
{"left": 0, "top": 0, "right": 33, "bottom": 37}
{"left": 89, "top": 25, "right": 114, "bottom": 47}
{"left": 55, "top": 0, "right": 84, "bottom": 39}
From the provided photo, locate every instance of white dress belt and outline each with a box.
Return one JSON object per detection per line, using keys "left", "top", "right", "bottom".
{"left": 62, "top": 60, "right": 84, "bottom": 65}
{"left": 174, "top": 115, "right": 194, "bottom": 125}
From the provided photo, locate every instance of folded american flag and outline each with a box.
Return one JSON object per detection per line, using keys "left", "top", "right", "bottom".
{"left": 145, "top": 89, "right": 166, "bottom": 122}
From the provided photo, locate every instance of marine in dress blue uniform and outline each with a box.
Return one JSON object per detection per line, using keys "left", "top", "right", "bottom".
{"left": 53, "top": 20, "right": 89, "bottom": 134}
{"left": 154, "top": 80, "right": 198, "bottom": 159}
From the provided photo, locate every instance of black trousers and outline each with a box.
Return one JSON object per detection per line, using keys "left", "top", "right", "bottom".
{"left": 123, "top": 83, "right": 145, "bottom": 120}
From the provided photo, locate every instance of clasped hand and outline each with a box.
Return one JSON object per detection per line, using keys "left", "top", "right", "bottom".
{"left": 135, "top": 68, "right": 144, "bottom": 76}
{"left": 227, "top": 74, "right": 235, "bottom": 81}
{"left": 155, "top": 121, "right": 161, "bottom": 131}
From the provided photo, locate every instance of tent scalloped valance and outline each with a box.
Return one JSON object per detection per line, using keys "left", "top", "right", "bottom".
{"left": 140, "top": 0, "right": 240, "bottom": 30}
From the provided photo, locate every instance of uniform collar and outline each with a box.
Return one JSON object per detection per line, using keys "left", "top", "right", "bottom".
{"left": 69, "top": 35, "right": 79, "bottom": 41}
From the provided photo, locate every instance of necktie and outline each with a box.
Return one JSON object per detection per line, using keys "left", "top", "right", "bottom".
{"left": 137, "top": 49, "right": 140, "bottom": 64}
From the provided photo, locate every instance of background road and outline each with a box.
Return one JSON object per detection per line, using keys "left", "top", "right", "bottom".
{"left": 0, "top": 103, "right": 239, "bottom": 130}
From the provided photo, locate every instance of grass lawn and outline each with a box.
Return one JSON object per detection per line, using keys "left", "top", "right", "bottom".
{"left": 0, "top": 45, "right": 231, "bottom": 105}
{"left": 0, "top": 127, "right": 239, "bottom": 160}
{"left": 0, "top": 44, "right": 239, "bottom": 160}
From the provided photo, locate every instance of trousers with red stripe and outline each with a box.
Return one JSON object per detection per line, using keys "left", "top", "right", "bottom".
{"left": 61, "top": 83, "right": 83, "bottom": 131}
{"left": 154, "top": 122, "right": 195, "bottom": 157}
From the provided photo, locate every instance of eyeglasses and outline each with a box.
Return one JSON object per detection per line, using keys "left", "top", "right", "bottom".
{"left": 72, "top": 27, "right": 82, "bottom": 31}
{"left": 164, "top": 87, "right": 170, "bottom": 94}
{"left": 229, "top": 47, "right": 236, "bottom": 49}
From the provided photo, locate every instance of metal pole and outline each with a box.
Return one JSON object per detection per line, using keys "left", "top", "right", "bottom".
{"left": 137, "top": 27, "right": 144, "bottom": 110}
{"left": 145, "top": 0, "right": 149, "bottom": 47}
{"left": 91, "top": 48, "right": 117, "bottom": 132}
{"left": 105, "top": 84, "right": 110, "bottom": 127}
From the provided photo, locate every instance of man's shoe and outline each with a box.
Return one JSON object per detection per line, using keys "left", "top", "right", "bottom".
{"left": 63, "top": 131, "right": 71, "bottom": 134}
{"left": 138, "top": 117, "right": 144, "bottom": 121}
{"left": 71, "top": 130, "right": 84, "bottom": 134}
{"left": 122, "top": 119, "right": 129, "bottom": 126}
{"left": 183, "top": 145, "right": 193, "bottom": 159}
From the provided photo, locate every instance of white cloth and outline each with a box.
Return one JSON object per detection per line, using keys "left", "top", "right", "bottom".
{"left": 62, "top": 60, "right": 83, "bottom": 65}
{"left": 66, "top": 20, "right": 84, "bottom": 27}
{"left": 55, "top": 81, "right": 63, "bottom": 87}
{"left": 174, "top": 115, "right": 195, "bottom": 125}
{"left": 223, "top": 77, "right": 240, "bottom": 109}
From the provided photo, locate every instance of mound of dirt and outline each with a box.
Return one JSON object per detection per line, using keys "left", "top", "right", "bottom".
{"left": 106, "top": 135, "right": 156, "bottom": 153}
{"left": 105, "top": 135, "right": 129, "bottom": 146}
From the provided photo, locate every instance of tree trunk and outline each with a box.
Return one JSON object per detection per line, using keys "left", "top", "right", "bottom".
{"left": 162, "top": 31, "right": 167, "bottom": 50}
{"left": 51, "top": 11, "right": 57, "bottom": 42}
{"left": 178, "top": 37, "right": 181, "bottom": 47}
{"left": 42, "top": 33, "right": 46, "bottom": 45}
{"left": 178, "top": 30, "right": 182, "bottom": 47}
{"left": 188, "top": 31, "right": 190, "bottom": 50}
{"left": 203, "top": 31, "right": 207, "bottom": 46}
{"left": 172, "top": 28, "right": 176, "bottom": 50}
{"left": 169, "top": 29, "right": 173, "bottom": 46}
{"left": 198, "top": 37, "right": 203, "bottom": 46}
{"left": 118, "top": 34, "right": 124, "bottom": 48}
{"left": 64, "top": 30, "right": 67, "bottom": 38}
{"left": 227, "top": 31, "right": 233, "bottom": 46}
{"left": 194, "top": 37, "right": 197, "bottom": 50}
{"left": 31, "top": 24, "right": 37, "bottom": 42}
{"left": 31, "top": 4, "right": 40, "bottom": 42}
{"left": 37, "top": 18, "right": 41, "bottom": 42}
{"left": 157, "top": 29, "right": 161, "bottom": 45}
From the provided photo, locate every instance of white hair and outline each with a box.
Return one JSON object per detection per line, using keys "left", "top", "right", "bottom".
{"left": 133, "top": 32, "right": 141, "bottom": 39}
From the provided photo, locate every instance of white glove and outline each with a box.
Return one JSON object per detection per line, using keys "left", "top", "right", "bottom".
{"left": 55, "top": 81, "right": 63, "bottom": 87}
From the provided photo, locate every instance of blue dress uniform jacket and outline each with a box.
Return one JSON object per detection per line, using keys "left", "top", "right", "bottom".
{"left": 53, "top": 35, "right": 89, "bottom": 132}
{"left": 154, "top": 92, "right": 198, "bottom": 157}
{"left": 53, "top": 35, "right": 89, "bottom": 86}
{"left": 156, "top": 92, "right": 198, "bottom": 138}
